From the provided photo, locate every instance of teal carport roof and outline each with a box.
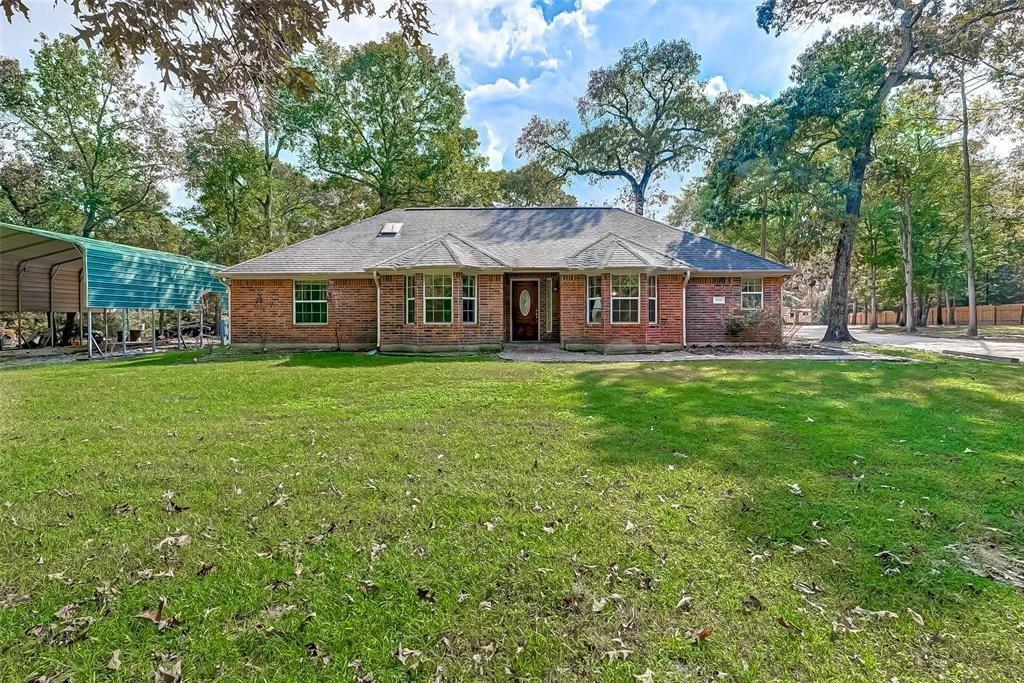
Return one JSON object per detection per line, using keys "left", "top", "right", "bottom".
{"left": 0, "top": 222, "right": 227, "bottom": 312}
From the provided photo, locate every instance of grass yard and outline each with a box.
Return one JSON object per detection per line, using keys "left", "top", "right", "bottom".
{"left": 2, "top": 351, "right": 1023, "bottom": 682}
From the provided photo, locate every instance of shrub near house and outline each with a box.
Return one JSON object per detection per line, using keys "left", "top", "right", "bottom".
{"left": 219, "top": 207, "right": 791, "bottom": 353}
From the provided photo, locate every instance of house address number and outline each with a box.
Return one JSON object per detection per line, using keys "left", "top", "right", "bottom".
{"left": 713, "top": 296, "right": 726, "bottom": 304}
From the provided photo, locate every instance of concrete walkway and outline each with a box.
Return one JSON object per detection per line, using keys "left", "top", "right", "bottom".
{"left": 793, "top": 325, "right": 1024, "bottom": 362}
{"left": 498, "top": 343, "right": 899, "bottom": 363}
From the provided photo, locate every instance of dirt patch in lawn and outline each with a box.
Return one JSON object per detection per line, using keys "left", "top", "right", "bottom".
{"left": 960, "top": 540, "right": 1024, "bottom": 590}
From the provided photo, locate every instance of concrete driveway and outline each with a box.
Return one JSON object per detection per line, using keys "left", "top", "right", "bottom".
{"left": 793, "top": 325, "right": 1024, "bottom": 361}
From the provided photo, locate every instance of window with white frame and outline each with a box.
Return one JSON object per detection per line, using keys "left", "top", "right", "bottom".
{"left": 611, "top": 274, "right": 640, "bottom": 323}
{"left": 462, "top": 274, "right": 477, "bottom": 324}
{"left": 405, "top": 276, "right": 415, "bottom": 324}
{"left": 293, "top": 281, "right": 327, "bottom": 325}
{"left": 424, "top": 274, "right": 453, "bottom": 324}
{"left": 586, "top": 275, "right": 602, "bottom": 324}
{"left": 647, "top": 275, "right": 658, "bottom": 324}
{"left": 741, "top": 277, "right": 763, "bottom": 310}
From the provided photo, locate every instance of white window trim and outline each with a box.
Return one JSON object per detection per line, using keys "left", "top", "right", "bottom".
{"left": 648, "top": 275, "right": 658, "bottom": 325}
{"left": 610, "top": 273, "right": 640, "bottom": 325}
{"left": 405, "top": 275, "right": 415, "bottom": 325}
{"left": 423, "top": 273, "right": 454, "bottom": 325}
{"left": 741, "top": 277, "right": 764, "bottom": 311}
{"left": 462, "top": 274, "right": 477, "bottom": 325}
{"left": 586, "top": 275, "right": 602, "bottom": 325}
{"left": 293, "top": 280, "right": 328, "bottom": 326}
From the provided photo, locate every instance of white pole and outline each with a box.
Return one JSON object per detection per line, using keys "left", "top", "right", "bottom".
{"left": 87, "top": 311, "right": 94, "bottom": 359}
{"left": 152, "top": 309, "right": 157, "bottom": 352}
{"left": 177, "top": 310, "right": 182, "bottom": 350}
{"left": 199, "top": 305, "right": 204, "bottom": 349}
{"left": 122, "top": 309, "right": 128, "bottom": 355}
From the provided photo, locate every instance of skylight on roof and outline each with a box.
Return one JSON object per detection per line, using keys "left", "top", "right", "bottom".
{"left": 378, "top": 222, "right": 402, "bottom": 236}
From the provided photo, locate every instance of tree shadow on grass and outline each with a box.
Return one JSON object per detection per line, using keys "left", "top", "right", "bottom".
{"left": 566, "top": 358, "right": 1024, "bottom": 664}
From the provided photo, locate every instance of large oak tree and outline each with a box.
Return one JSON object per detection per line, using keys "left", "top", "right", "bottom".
{"left": 516, "top": 38, "right": 732, "bottom": 216}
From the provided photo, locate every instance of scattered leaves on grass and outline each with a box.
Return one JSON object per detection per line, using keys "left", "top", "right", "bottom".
{"left": 592, "top": 597, "right": 608, "bottom": 613}
{"left": 358, "top": 579, "right": 378, "bottom": 596}
{"left": 417, "top": 587, "right": 436, "bottom": 604}
{"left": 111, "top": 502, "right": 136, "bottom": 516}
{"left": 776, "top": 616, "right": 804, "bottom": 635}
{"left": 789, "top": 484, "right": 803, "bottom": 496}
{"left": 154, "top": 532, "right": 191, "bottom": 550}
{"left": 743, "top": 595, "right": 763, "bottom": 613}
{"left": 266, "top": 579, "right": 293, "bottom": 592}
{"left": 675, "top": 596, "right": 693, "bottom": 611}
{"left": 107, "top": 649, "right": 121, "bottom": 671}
{"left": 689, "top": 627, "right": 713, "bottom": 645}
{"left": 25, "top": 616, "right": 94, "bottom": 646}
{"left": 907, "top": 607, "right": 925, "bottom": 626}
{"left": 635, "top": 669, "right": 655, "bottom": 683}
{"left": 394, "top": 643, "right": 422, "bottom": 667}
{"left": 832, "top": 616, "right": 862, "bottom": 634}
{"left": 792, "top": 581, "right": 823, "bottom": 595}
{"left": 852, "top": 606, "right": 898, "bottom": 620}
{"left": 162, "top": 491, "right": 190, "bottom": 513}
{"left": 154, "top": 654, "right": 182, "bottom": 683}
{"left": 2, "top": 591, "right": 31, "bottom": 608}
{"left": 53, "top": 603, "right": 77, "bottom": 619}
{"left": 138, "top": 597, "right": 182, "bottom": 631}
{"left": 198, "top": 562, "right": 217, "bottom": 577}
{"left": 307, "top": 642, "right": 332, "bottom": 665}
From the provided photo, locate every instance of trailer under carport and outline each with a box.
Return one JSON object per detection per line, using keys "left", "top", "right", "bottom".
{"left": 0, "top": 222, "right": 228, "bottom": 357}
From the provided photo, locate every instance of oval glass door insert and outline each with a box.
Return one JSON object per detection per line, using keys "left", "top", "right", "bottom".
{"left": 518, "top": 289, "right": 532, "bottom": 316}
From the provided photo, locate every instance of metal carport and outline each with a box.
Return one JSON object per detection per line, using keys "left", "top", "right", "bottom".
{"left": 0, "top": 222, "right": 228, "bottom": 358}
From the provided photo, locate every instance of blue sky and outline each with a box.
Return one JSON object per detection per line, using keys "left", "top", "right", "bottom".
{"left": 2, "top": 0, "right": 827, "bottom": 215}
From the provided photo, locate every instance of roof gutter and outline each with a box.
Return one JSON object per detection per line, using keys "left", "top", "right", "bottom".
{"left": 682, "top": 270, "right": 691, "bottom": 347}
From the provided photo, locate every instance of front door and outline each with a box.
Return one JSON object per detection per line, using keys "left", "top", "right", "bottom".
{"left": 511, "top": 281, "right": 539, "bottom": 341}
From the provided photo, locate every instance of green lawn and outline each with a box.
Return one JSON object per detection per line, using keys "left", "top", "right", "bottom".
{"left": 2, "top": 351, "right": 1023, "bottom": 681}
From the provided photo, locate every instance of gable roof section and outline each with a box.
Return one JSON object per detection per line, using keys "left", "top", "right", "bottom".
{"left": 565, "top": 233, "right": 691, "bottom": 270}
{"left": 219, "top": 207, "right": 791, "bottom": 276}
{"left": 372, "top": 233, "right": 507, "bottom": 270}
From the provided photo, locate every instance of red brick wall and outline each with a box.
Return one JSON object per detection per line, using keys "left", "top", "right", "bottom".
{"left": 505, "top": 273, "right": 560, "bottom": 342}
{"left": 230, "top": 278, "right": 375, "bottom": 347}
{"left": 686, "top": 276, "right": 782, "bottom": 344}
{"left": 379, "top": 272, "right": 505, "bottom": 350}
{"left": 559, "top": 273, "right": 684, "bottom": 349}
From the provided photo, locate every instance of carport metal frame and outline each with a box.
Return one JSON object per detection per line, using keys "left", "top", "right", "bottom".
{"left": 1, "top": 222, "right": 229, "bottom": 358}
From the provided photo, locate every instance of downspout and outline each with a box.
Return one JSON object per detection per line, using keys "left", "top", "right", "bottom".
{"left": 682, "top": 271, "right": 691, "bottom": 346}
{"left": 373, "top": 270, "right": 381, "bottom": 352}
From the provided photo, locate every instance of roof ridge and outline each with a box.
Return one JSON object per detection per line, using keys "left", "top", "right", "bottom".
{"left": 614, "top": 234, "right": 692, "bottom": 268}
{"left": 567, "top": 232, "right": 618, "bottom": 260}
{"left": 443, "top": 232, "right": 509, "bottom": 267}
{"left": 368, "top": 233, "right": 448, "bottom": 269}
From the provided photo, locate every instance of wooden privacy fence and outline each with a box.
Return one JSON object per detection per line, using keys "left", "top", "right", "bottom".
{"left": 848, "top": 303, "right": 1024, "bottom": 326}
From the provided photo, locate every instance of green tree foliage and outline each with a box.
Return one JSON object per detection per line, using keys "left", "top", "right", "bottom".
{"left": 496, "top": 162, "right": 577, "bottom": 207}
{"left": 288, "top": 34, "right": 494, "bottom": 212}
{"left": 516, "top": 38, "right": 732, "bottom": 216}
{"left": 756, "top": 0, "right": 1024, "bottom": 341}
{"left": 0, "top": 0, "right": 429, "bottom": 115}
{"left": 179, "top": 102, "right": 371, "bottom": 265}
{"left": 0, "top": 36, "right": 179, "bottom": 242}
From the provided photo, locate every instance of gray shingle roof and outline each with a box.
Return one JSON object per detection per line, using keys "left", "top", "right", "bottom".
{"left": 219, "top": 207, "right": 791, "bottom": 276}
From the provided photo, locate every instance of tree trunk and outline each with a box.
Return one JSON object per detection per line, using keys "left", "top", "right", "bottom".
{"left": 960, "top": 70, "right": 979, "bottom": 337}
{"left": 869, "top": 261, "right": 878, "bottom": 329}
{"left": 822, "top": 149, "right": 870, "bottom": 342}
{"left": 821, "top": 4, "right": 919, "bottom": 343}
{"left": 899, "top": 190, "right": 915, "bottom": 332}
{"left": 759, "top": 192, "right": 768, "bottom": 258}
{"left": 935, "top": 291, "right": 944, "bottom": 325}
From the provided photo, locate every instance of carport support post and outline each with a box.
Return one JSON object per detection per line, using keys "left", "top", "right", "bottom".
{"left": 176, "top": 311, "right": 182, "bottom": 350}
{"left": 199, "top": 306, "right": 204, "bottom": 349}
{"left": 152, "top": 309, "right": 157, "bottom": 352}
{"left": 122, "top": 309, "right": 128, "bottom": 356}
{"left": 87, "top": 311, "right": 94, "bottom": 359}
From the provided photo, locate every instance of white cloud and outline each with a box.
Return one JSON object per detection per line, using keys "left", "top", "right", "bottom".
{"left": 482, "top": 122, "right": 506, "bottom": 170}
{"left": 703, "top": 75, "right": 769, "bottom": 107}
{"left": 466, "top": 77, "right": 531, "bottom": 103}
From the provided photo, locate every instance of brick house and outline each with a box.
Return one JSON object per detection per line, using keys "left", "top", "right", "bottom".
{"left": 219, "top": 207, "right": 791, "bottom": 353}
